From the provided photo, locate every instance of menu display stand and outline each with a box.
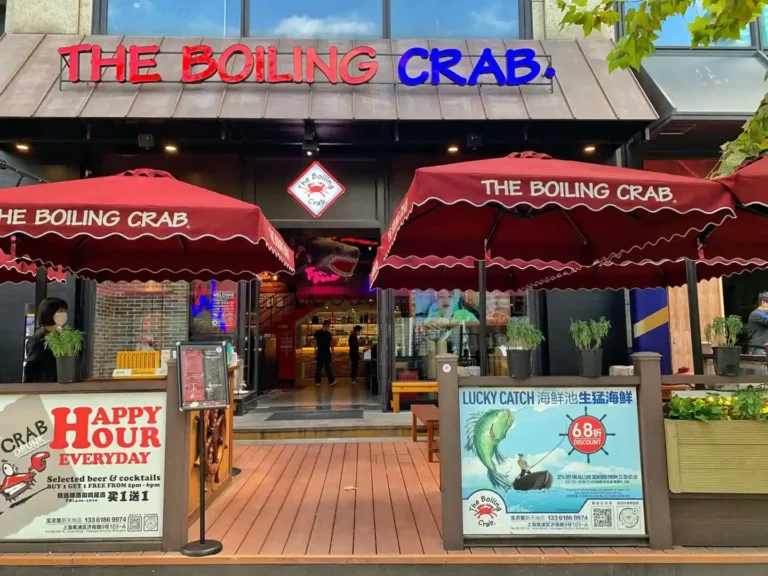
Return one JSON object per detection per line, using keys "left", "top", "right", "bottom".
{"left": 176, "top": 341, "right": 230, "bottom": 558}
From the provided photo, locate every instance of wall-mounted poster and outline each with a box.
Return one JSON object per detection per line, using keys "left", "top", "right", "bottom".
{"left": 460, "top": 387, "right": 645, "bottom": 537}
{"left": 0, "top": 392, "right": 166, "bottom": 541}
{"left": 190, "top": 280, "right": 237, "bottom": 336}
{"left": 176, "top": 342, "right": 229, "bottom": 412}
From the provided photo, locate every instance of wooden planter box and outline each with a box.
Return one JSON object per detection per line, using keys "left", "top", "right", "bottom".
{"left": 665, "top": 419, "right": 768, "bottom": 494}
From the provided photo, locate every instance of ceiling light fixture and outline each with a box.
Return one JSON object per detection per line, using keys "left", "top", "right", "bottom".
{"left": 15, "top": 143, "right": 30, "bottom": 152}
{"left": 447, "top": 145, "right": 459, "bottom": 153}
{"left": 164, "top": 144, "right": 178, "bottom": 153}
{"left": 583, "top": 145, "right": 596, "bottom": 153}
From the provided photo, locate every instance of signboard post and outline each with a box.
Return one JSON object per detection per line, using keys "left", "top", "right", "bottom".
{"left": 176, "top": 342, "right": 230, "bottom": 557}
{"left": 459, "top": 386, "right": 645, "bottom": 538}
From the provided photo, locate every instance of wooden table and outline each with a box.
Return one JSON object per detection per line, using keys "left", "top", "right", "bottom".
{"left": 411, "top": 404, "right": 440, "bottom": 462}
{"left": 391, "top": 380, "right": 438, "bottom": 413}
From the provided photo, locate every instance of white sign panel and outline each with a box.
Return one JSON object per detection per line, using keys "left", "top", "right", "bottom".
{"left": 0, "top": 392, "right": 166, "bottom": 540}
{"left": 287, "top": 161, "right": 346, "bottom": 218}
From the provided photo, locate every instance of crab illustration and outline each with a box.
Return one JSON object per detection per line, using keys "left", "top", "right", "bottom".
{"left": 305, "top": 183, "right": 327, "bottom": 196}
{"left": 1, "top": 451, "right": 50, "bottom": 502}
{"left": 474, "top": 503, "right": 497, "bottom": 519}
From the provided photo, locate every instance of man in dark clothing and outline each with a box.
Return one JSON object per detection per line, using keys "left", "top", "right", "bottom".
{"left": 314, "top": 320, "right": 337, "bottom": 387}
{"left": 747, "top": 292, "right": 768, "bottom": 356}
{"left": 348, "top": 325, "right": 362, "bottom": 384}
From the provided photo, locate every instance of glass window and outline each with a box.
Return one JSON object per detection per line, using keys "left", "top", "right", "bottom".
{"left": 651, "top": 0, "right": 750, "bottom": 46}
{"left": 249, "top": 0, "right": 383, "bottom": 39}
{"left": 762, "top": 6, "right": 768, "bottom": 49}
{"left": 107, "top": 0, "right": 241, "bottom": 37}
{"left": 394, "top": 289, "right": 527, "bottom": 380}
{"left": 391, "top": 0, "right": 520, "bottom": 39}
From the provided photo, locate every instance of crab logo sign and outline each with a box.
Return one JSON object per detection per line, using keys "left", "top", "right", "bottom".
{"left": 287, "top": 162, "right": 346, "bottom": 218}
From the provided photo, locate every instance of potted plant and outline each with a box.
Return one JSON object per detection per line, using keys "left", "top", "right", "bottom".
{"left": 704, "top": 315, "right": 743, "bottom": 376}
{"left": 664, "top": 388, "right": 768, "bottom": 494}
{"left": 44, "top": 326, "right": 84, "bottom": 383}
{"left": 505, "top": 319, "right": 544, "bottom": 379}
{"left": 570, "top": 317, "right": 610, "bottom": 378}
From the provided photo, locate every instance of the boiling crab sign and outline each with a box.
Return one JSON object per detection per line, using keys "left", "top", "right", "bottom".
{"left": 0, "top": 392, "right": 166, "bottom": 541}
{"left": 460, "top": 387, "right": 644, "bottom": 537}
{"left": 287, "top": 161, "right": 346, "bottom": 218}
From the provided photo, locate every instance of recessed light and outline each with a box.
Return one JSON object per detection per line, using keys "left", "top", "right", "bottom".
{"left": 164, "top": 144, "right": 178, "bottom": 153}
{"left": 447, "top": 145, "right": 459, "bottom": 153}
{"left": 15, "top": 143, "right": 30, "bottom": 152}
{"left": 583, "top": 145, "right": 596, "bottom": 153}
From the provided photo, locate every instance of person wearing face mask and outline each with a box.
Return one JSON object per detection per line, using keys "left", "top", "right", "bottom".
{"left": 23, "top": 298, "right": 69, "bottom": 383}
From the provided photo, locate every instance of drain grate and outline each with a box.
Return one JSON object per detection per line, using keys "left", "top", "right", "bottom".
{"left": 266, "top": 409, "right": 363, "bottom": 422}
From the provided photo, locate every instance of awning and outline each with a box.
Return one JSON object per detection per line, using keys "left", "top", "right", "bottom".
{"left": 0, "top": 34, "right": 657, "bottom": 122}
{"left": 636, "top": 51, "right": 768, "bottom": 149}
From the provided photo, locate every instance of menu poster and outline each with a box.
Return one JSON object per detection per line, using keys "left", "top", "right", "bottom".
{"left": 176, "top": 342, "right": 230, "bottom": 412}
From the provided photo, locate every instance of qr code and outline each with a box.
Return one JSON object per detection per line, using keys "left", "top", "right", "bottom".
{"left": 143, "top": 514, "right": 159, "bottom": 532}
{"left": 593, "top": 507, "right": 614, "bottom": 529}
{"left": 127, "top": 515, "right": 142, "bottom": 532}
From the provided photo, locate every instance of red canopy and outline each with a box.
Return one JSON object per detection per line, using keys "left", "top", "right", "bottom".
{"left": 718, "top": 155, "right": 768, "bottom": 206}
{"left": 370, "top": 254, "right": 576, "bottom": 291}
{"left": 380, "top": 152, "right": 735, "bottom": 264}
{"left": 526, "top": 257, "right": 768, "bottom": 292}
{"left": 0, "top": 250, "right": 65, "bottom": 284}
{"left": 0, "top": 169, "right": 294, "bottom": 281}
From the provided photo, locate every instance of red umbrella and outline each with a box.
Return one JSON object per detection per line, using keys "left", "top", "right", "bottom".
{"left": 370, "top": 254, "right": 576, "bottom": 291}
{"left": 695, "top": 155, "right": 768, "bottom": 261}
{"left": 0, "top": 169, "right": 294, "bottom": 281}
{"left": 524, "top": 257, "right": 768, "bottom": 292}
{"left": 380, "top": 152, "right": 735, "bottom": 265}
{"left": 0, "top": 250, "right": 65, "bottom": 284}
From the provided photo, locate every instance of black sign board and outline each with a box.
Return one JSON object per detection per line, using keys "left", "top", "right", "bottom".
{"left": 176, "top": 342, "right": 230, "bottom": 412}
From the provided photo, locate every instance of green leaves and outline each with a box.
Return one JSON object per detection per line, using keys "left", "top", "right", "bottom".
{"left": 570, "top": 317, "right": 611, "bottom": 351}
{"left": 506, "top": 319, "right": 545, "bottom": 350}
{"left": 704, "top": 315, "right": 744, "bottom": 347}
{"left": 44, "top": 326, "right": 84, "bottom": 358}
{"left": 557, "top": 0, "right": 768, "bottom": 176}
{"left": 664, "top": 388, "right": 768, "bottom": 421}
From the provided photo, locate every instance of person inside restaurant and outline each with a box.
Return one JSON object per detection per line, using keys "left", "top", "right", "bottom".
{"left": 348, "top": 325, "right": 362, "bottom": 384}
{"left": 747, "top": 291, "right": 768, "bottom": 356}
{"left": 23, "top": 297, "right": 69, "bottom": 383}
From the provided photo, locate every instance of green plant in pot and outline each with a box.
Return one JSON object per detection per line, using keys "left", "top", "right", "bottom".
{"left": 570, "top": 317, "right": 610, "bottom": 378}
{"left": 704, "top": 315, "right": 744, "bottom": 377}
{"left": 44, "top": 326, "right": 84, "bottom": 383}
{"left": 505, "top": 319, "right": 544, "bottom": 379}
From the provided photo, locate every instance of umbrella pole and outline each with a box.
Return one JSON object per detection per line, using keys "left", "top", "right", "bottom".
{"left": 479, "top": 261, "right": 488, "bottom": 375}
{"left": 685, "top": 259, "right": 705, "bottom": 381}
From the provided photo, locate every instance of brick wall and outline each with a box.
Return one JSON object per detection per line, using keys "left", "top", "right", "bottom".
{"left": 92, "top": 282, "right": 189, "bottom": 378}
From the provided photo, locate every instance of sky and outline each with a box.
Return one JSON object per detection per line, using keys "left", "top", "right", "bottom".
{"left": 625, "top": 0, "right": 752, "bottom": 46}
{"left": 106, "top": 0, "right": 521, "bottom": 39}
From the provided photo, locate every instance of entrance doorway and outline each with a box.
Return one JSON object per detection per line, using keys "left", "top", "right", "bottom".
{"left": 257, "top": 236, "right": 380, "bottom": 411}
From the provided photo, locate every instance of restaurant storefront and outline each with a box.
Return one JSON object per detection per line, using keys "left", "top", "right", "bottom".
{"left": 0, "top": 0, "right": 661, "bottom": 409}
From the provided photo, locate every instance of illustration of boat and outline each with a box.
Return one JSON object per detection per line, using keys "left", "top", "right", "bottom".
{"left": 513, "top": 470, "right": 554, "bottom": 491}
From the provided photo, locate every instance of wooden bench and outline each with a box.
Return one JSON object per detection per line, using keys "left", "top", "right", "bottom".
{"left": 411, "top": 404, "right": 440, "bottom": 462}
{"left": 391, "top": 380, "right": 438, "bottom": 413}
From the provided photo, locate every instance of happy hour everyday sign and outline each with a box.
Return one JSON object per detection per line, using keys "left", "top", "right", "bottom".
{"left": 0, "top": 392, "right": 166, "bottom": 541}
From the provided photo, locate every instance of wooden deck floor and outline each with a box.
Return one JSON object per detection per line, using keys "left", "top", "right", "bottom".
{"left": 3, "top": 441, "right": 768, "bottom": 566}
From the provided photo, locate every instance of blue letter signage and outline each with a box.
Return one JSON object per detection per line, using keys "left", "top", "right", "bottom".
{"left": 397, "top": 47, "right": 555, "bottom": 87}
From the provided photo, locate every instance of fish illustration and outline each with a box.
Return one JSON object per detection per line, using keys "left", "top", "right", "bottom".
{"left": 464, "top": 408, "right": 515, "bottom": 492}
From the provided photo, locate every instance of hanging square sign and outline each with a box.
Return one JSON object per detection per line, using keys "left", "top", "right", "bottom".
{"left": 287, "top": 161, "right": 346, "bottom": 218}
